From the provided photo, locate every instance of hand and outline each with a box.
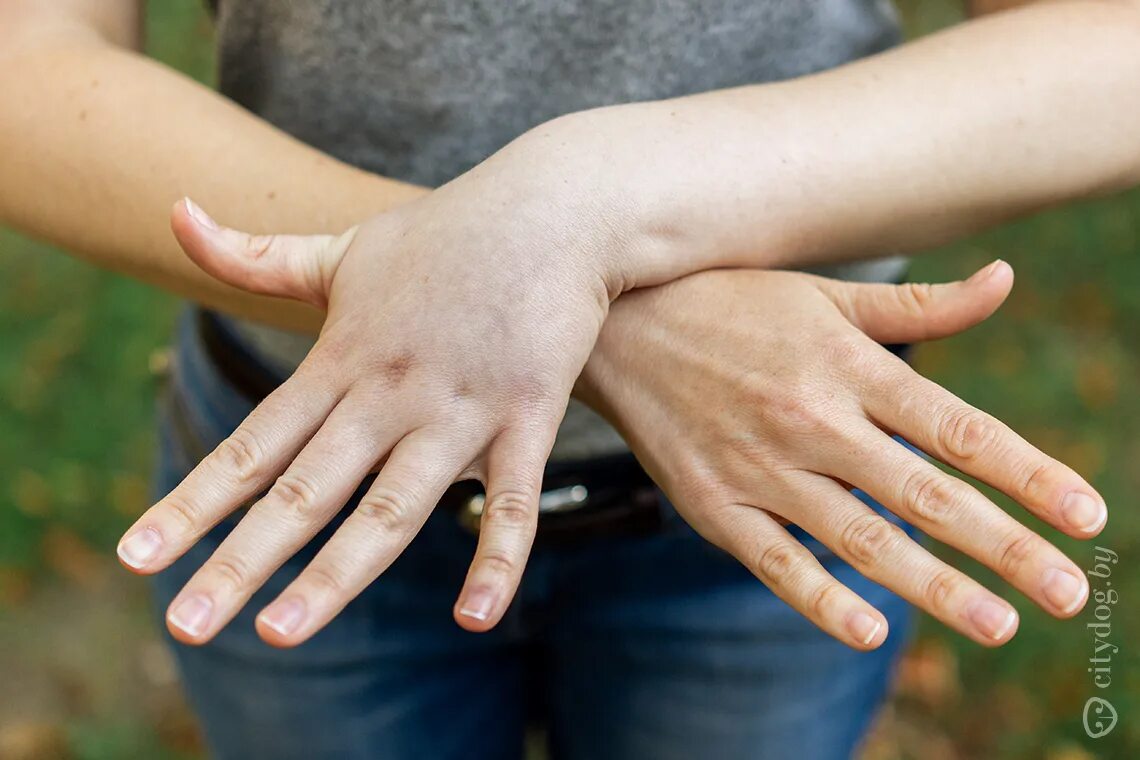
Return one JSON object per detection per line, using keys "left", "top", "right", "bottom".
{"left": 116, "top": 133, "right": 641, "bottom": 647}
{"left": 580, "top": 262, "right": 1104, "bottom": 649}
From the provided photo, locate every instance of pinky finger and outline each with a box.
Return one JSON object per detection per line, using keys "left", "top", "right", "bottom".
{"left": 453, "top": 426, "right": 554, "bottom": 632}
{"left": 719, "top": 506, "right": 889, "bottom": 650}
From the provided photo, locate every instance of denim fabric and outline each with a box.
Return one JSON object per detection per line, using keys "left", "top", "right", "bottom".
{"left": 150, "top": 310, "right": 916, "bottom": 760}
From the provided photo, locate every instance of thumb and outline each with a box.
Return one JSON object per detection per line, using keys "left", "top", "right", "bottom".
{"left": 816, "top": 260, "right": 1014, "bottom": 344}
{"left": 171, "top": 197, "right": 356, "bottom": 309}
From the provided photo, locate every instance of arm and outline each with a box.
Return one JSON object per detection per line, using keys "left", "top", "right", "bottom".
{"left": 0, "top": 0, "right": 423, "bottom": 332}
{"left": 133, "top": 216, "right": 1106, "bottom": 650}
{"left": 108, "top": 1, "right": 1124, "bottom": 647}
{"left": 526, "top": 0, "right": 1140, "bottom": 287}
{"left": 12, "top": 1, "right": 1132, "bottom": 319}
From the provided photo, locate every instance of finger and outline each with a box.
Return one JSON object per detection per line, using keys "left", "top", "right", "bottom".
{"left": 255, "top": 430, "right": 467, "bottom": 646}
{"left": 714, "top": 505, "right": 889, "bottom": 651}
{"left": 864, "top": 365, "right": 1106, "bottom": 538}
{"left": 788, "top": 476, "right": 1020, "bottom": 647}
{"left": 117, "top": 362, "right": 340, "bottom": 574}
{"left": 172, "top": 197, "right": 355, "bottom": 308}
{"left": 829, "top": 425, "right": 1089, "bottom": 619}
{"left": 163, "top": 403, "right": 391, "bottom": 645}
{"left": 453, "top": 425, "right": 556, "bottom": 632}
{"left": 815, "top": 260, "right": 1013, "bottom": 344}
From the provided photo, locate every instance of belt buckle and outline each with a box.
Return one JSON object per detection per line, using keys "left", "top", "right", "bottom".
{"left": 458, "top": 484, "right": 589, "bottom": 534}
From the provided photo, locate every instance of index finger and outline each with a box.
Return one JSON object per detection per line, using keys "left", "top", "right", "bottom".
{"left": 117, "top": 365, "right": 340, "bottom": 573}
{"left": 864, "top": 361, "right": 1106, "bottom": 539}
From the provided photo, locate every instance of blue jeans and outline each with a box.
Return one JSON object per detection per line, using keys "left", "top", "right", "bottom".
{"left": 151, "top": 311, "right": 915, "bottom": 760}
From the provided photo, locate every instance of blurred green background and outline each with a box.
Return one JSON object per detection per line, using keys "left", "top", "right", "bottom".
{"left": 0, "top": 1, "right": 1135, "bottom": 758}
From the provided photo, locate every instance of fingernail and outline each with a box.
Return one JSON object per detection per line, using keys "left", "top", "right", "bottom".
{"left": 1061, "top": 492, "right": 1106, "bottom": 534}
{"left": 847, "top": 612, "right": 883, "bottom": 646}
{"left": 117, "top": 526, "right": 162, "bottom": 569}
{"left": 969, "top": 259, "right": 1003, "bottom": 282}
{"left": 184, "top": 198, "right": 219, "bottom": 231}
{"left": 259, "top": 597, "right": 306, "bottom": 637}
{"left": 1041, "top": 568, "right": 1087, "bottom": 615}
{"left": 458, "top": 589, "right": 496, "bottom": 622}
{"left": 169, "top": 594, "right": 213, "bottom": 638}
{"left": 967, "top": 598, "right": 1017, "bottom": 640}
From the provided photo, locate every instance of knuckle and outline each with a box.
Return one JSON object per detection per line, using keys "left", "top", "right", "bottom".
{"left": 214, "top": 429, "right": 265, "bottom": 485}
{"left": 807, "top": 581, "right": 846, "bottom": 620}
{"left": 1021, "top": 460, "right": 1062, "bottom": 501}
{"left": 921, "top": 567, "right": 962, "bottom": 610}
{"left": 207, "top": 554, "right": 250, "bottom": 592}
{"left": 938, "top": 407, "right": 999, "bottom": 462}
{"left": 304, "top": 562, "right": 347, "bottom": 596}
{"left": 900, "top": 282, "right": 935, "bottom": 315}
{"left": 820, "top": 332, "right": 867, "bottom": 369}
{"left": 356, "top": 487, "right": 414, "bottom": 533}
{"left": 995, "top": 529, "right": 1039, "bottom": 579}
{"left": 482, "top": 491, "right": 535, "bottom": 530}
{"left": 476, "top": 549, "right": 517, "bottom": 577}
{"left": 902, "top": 470, "right": 963, "bottom": 527}
{"left": 840, "top": 514, "right": 904, "bottom": 567}
{"left": 269, "top": 472, "right": 322, "bottom": 521}
{"left": 771, "top": 395, "right": 831, "bottom": 435}
{"left": 247, "top": 233, "right": 276, "bottom": 257}
{"left": 751, "top": 542, "right": 801, "bottom": 585}
{"left": 161, "top": 493, "right": 203, "bottom": 534}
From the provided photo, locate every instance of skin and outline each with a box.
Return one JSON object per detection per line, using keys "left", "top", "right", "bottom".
{"left": 525, "top": 2, "right": 1140, "bottom": 290}
{"left": 581, "top": 264, "right": 1097, "bottom": 647}
{"left": 130, "top": 209, "right": 1100, "bottom": 653}
{"left": 0, "top": 0, "right": 1124, "bottom": 649}
{"left": 0, "top": 0, "right": 418, "bottom": 332}
{"left": 3, "top": 0, "right": 1130, "bottom": 326}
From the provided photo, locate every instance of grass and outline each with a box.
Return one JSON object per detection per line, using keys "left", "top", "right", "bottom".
{"left": 0, "top": 1, "right": 1136, "bottom": 757}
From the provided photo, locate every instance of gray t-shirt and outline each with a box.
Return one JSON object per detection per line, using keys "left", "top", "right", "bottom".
{"left": 211, "top": 0, "right": 908, "bottom": 460}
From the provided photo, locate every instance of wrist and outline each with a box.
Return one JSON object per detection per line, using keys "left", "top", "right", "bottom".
{"left": 537, "top": 98, "right": 812, "bottom": 292}
{"left": 517, "top": 105, "right": 713, "bottom": 296}
{"left": 572, "top": 323, "right": 630, "bottom": 434}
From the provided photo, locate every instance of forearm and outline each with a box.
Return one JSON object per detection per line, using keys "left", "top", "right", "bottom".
{"left": 544, "top": 1, "right": 1140, "bottom": 287}
{"left": 0, "top": 16, "right": 424, "bottom": 333}
{"left": 13, "top": 2, "right": 1136, "bottom": 332}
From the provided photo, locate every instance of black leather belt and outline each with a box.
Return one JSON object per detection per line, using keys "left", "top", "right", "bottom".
{"left": 193, "top": 310, "right": 665, "bottom": 543}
